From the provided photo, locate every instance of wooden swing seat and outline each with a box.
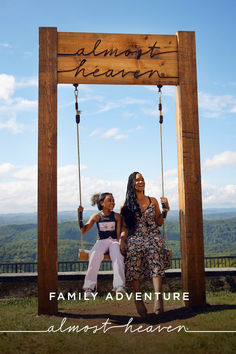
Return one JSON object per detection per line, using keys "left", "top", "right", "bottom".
{"left": 79, "top": 250, "right": 110, "bottom": 260}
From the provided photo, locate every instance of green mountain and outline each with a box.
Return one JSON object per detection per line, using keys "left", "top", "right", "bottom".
{"left": 0, "top": 216, "right": 235, "bottom": 262}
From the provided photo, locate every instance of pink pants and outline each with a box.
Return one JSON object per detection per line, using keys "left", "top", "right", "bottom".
{"left": 83, "top": 237, "right": 125, "bottom": 291}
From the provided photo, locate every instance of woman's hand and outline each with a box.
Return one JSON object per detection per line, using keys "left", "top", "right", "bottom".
{"left": 119, "top": 238, "right": 127, "bottom": 254}
{"left": 160, "top": 197, "right": 170, "bottom": 211}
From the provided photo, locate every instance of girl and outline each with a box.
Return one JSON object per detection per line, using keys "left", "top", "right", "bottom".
{"left": 120, "top": 172, "right": 169, "bottom": 317}
{"left": 78, "top": 193, "right": 125, "bottom": 297}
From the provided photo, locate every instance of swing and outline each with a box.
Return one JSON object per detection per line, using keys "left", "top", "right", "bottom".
{"left": 74, "top": 84, "right": 111, "bottom": 261}
{"left": 75, "top": 84, "right": 171, "bottom": 263}
{"left": 157, "top": 85, "right": 172, "bottom": 265}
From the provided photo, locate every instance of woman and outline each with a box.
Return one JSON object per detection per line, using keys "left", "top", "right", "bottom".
{"left": 120, "top": 172, "right": 169, "bottom": 317}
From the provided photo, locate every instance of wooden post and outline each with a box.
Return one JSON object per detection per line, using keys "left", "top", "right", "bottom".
{"left": 38, "top": 27, "right": 58, "bottom": 315}
{"left": 175, "top": 31, "right": 206, "bottom": 307}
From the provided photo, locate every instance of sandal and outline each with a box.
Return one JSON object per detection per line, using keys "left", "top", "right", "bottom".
{"left": 134, "top": 299, "right": 148, "bottom": 317}
{"left": 153, "top": 295, "right": 164, "bottom": 315}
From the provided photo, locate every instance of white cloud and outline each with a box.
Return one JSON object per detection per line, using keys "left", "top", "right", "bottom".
{"left": 0, "top": 98, "right": 37, "bottom": 113}
{"left": 164, "top": 168, "right": 178, "bottom": 178}
{"left": 102, "top": 128, "right": 119, "bottom": 138}
{"left": 114, "top": 134, "right": 128, "bottom": 140}
{"left": 198, "top": 91, "right": 236, "bottom": 118}
{"left": 203, "top": 151, "right": 236, "bottom": 170}
{"left": 93, "top": 96, "right": 151, "bottom": 115}
{"left": 12, "top": 165, "right": 37, "bottom": 180}
{"left": 91, "top": 127, "right": 129, "bottom": 141}
{"left": 59, "top": 94, "right": 104, "bottom": 110}
{"left": 0, "top": 74, "right": 15, "bottom": 100}
{"left": 144, "top": 177, "right": 179, "bottom": 209}
{"left": 15, "top": 77, "right": 38, "bottom": 88}
{"left": 202, "top": 182, "right": 236, "bottom": 207}
{"left": 0, "top": 74, "right": 37, "bottom": 134}
{"left": 0, "top": 74, "right": 38, "bottom": 105}
{"left": 0, "top": 43, "right": 12, "bottom": 48}
{"left": 128, "top": 125, "right": 144, "bottom": 133}
{"left": 12, "top": 98, "right": 37, "bottom": 111}
{"left": 229, "top": 106, "right": 236, "bottom": 113}
{"left": 80, "top": 94, "right": 104, "bottom": 103}
{"left": 0, "top": 164, "right": 89, "bottom": 213}
{"left": 145, "top": 88, "right": 236, "bottom": 119}
{"left": 0, "top": 117, "right": 25, "bottom": 134}
{"left": 1, "top": 164, "right": 236, "bottom": 213}
{"left": 96, "top": 102, "right": 120, "bottom": 114}
{"left": 0, "top": 166, "right": 37, "bottom": 212}
{"left": 58, "top": 164, "right": 87, "bottom": 179}
{"left": 58, "top": 174, "right": 179, "bottom": 211}
{"left": 90, "top": 128, "right": 100, "bottom": 136}
{"left": 0, "top": 163, "right": 15, "bottom": 178}
{"left": 142, "top": 107, "right": 158, "bottom": 116}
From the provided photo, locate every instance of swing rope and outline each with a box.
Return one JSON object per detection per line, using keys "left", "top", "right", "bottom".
{"left": 157, "top": 85, "right": 169, "bottom": 249}
{"left": 74, "top": 84, "right": 84, "bottom": 252}
{"left": 73, "top": 86, "right": 110, "bottom": 260}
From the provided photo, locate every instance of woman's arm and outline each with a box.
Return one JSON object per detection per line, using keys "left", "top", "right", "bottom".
{"left": 77, "top": 206, "right": 98, "bottom": 234}
{"left": 115, "top": 213, "right": 121, "bottom": 241}
{"left": 151, "top": 197, "right": 170, "bottom": 226}
{"left": 151, "top": 197, "right": 164, "bottom": 226}
{"left": 119, "top": 205, "right": 128, "bottom": 253}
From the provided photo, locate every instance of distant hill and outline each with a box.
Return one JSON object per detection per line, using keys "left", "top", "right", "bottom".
{"left": 0, "top": 214, "right": 235, "bottom": 262}
{"left": 0, "top": 210, "right": 95, "bottom": 225}
{"left": 0, "top": 208, "right": 236, "bottom": 226}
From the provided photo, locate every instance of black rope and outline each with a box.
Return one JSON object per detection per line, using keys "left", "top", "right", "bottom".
{"left": 74, "top": 84, "right": 80, "bottom": 124}
{"left": 73, "top": 85, "right": 84, "bottom": 232}
{"left": 157, "top": 85, "right": 163, "bottom": 124}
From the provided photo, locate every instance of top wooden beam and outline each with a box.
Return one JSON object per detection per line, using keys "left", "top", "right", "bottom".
{"left": 57, "top": 32, "right": 179, "bottom": 85}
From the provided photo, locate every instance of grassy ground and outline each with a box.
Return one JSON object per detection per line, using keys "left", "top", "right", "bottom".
{"left": 0, "top": 291, "right": 235, "bottom": 354}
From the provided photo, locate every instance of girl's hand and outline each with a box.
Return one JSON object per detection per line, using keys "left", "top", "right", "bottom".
{"left": 78, "top": 206, "right": 84, "bottom": 213}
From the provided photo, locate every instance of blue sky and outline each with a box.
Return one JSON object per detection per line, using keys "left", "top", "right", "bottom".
{"left": 0, "top": 0, "right": 236, "bottom": 213}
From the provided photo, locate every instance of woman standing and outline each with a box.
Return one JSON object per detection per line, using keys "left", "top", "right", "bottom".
{"left": 120, "top": 172, "right": 169, "bottom": 317}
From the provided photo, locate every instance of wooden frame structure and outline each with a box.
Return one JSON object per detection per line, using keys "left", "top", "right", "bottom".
{"left": 38, "top": 27, "right": 205, "bottom": 315}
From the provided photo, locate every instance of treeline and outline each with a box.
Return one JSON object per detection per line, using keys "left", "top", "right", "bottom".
{"left": 0, "top": 217, "right": 236, "bottom": 262}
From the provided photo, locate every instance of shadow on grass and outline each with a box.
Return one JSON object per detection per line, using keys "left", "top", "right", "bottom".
{"left": 57, "top": 303, "right": 236, "bottom": 326}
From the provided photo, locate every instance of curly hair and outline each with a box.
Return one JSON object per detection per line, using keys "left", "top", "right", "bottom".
{"left": 121, "top": 172, "right": 143, "bottom": 232}
{"left": 91, "top": 192, "right": 113, "bottom": 211}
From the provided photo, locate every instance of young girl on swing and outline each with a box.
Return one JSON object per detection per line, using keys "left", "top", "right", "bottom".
{"left": 78, "top": 193, "right": 125, "bottom": 297}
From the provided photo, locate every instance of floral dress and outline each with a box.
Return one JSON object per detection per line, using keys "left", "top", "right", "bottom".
{"left": 125, "top": 199, "right": 166, "bottom": 281}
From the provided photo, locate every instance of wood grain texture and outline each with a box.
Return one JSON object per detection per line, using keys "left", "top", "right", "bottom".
{"left": 57, "top": 32, "right": 178, "bottom": 85}
{"left": 37, "top": 28, "right": 205, "bottom": 312}
{"left": 38, "top": 27, "right": 58, "bottom": 315}
{"left": 175, "top": 31, "right": 206, "bottom": 308}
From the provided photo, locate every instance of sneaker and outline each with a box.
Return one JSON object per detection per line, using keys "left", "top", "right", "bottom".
{"left": 84, "top": 289, "right": 94, "bottom": 298}
{"left": 116, "top": 286, "right": 125, "bottom": 294}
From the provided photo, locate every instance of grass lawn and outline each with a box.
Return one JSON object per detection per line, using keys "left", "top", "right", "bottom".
{"left": 0, "top": 291, "right": 235, "bottom": 353}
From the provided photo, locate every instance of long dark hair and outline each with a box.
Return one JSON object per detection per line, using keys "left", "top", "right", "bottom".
{"left": 121, "top": 172, "right": 142, "bottom": 231}
{"left": 91, "top": 193, "right": 112, "bottom": 211}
